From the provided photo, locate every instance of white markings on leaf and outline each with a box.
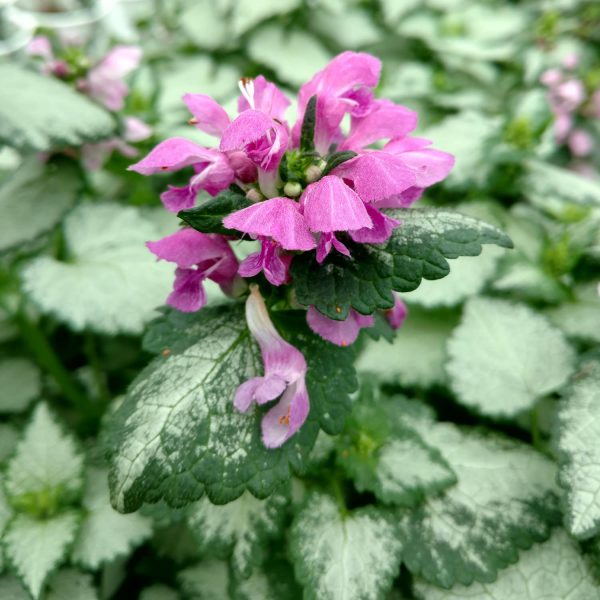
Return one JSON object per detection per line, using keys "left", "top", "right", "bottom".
{"left": 290, "top": 493, "right": 402, "bottom": 600}
{"left": 557, "top": 364, "right": 600, "bottom": 539}
{"left": 447, "top": 297, "right": 575, "bottom": 417}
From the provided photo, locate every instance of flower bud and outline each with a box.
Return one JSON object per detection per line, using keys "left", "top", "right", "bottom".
{"left": 283, "top": 181, "right": 302, "bottom": 197}
{"left": 245, "top": 188, "right": 264, "bottom": 203}
{"left": 305, "top": 164, "right": 322, "bottom": 183}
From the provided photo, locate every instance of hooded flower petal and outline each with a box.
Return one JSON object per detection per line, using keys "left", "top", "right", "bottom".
{"left": 293, "top": 51, "right": 381, "bottom": 153}
{"left": 183, "top": 93, "right": 231, "bottom": 137}
{"left": 301, "top": 175, "right": 372, "bottom": 233}
{"left": 349, "top": 203, "right": 400, "bottom": 244}
{"left": 86, "top": 45, "right": 141, "bottom": 110}
{"left": 238, "top": 75, "right": 291, "bottom": 121}
{"left": 238, "top": 239, "right": 293, "bottom": 287}
{"left": 220, "top": 110, "right": 288, "bottom": 171}
{"left": 385, "top": 293, "right": 408, "bottom": 330}
{"left": 340, "top": 99, "right": 418, "bottom": 151}
{"left": 384, "top": 137, "right": 455, "bottom": 187}
{"left": 332, "top": 151, "right": 416, "bottom": 203}
{"left": 234, "top": 285, "right": 309, "bottom": 448}
{"left": 224, "top": 198, "right": 316, "bottom": 251}
{"left": 307, "top": 306, "right": 374, "bottom": 346}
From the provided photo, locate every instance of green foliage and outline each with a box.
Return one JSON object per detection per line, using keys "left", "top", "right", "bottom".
{"left": 0, "top": 63, "right": 115, "bottom": 152}
{"left": 178, "top": 189, "right": 253, "bottom": 236}
{"left": 292, "top": 209, "right": 512, "bottom": 320}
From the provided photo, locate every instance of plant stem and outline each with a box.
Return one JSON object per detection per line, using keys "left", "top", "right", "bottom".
{"left": 15, "top": 308, "right": 94, "bottom": 416}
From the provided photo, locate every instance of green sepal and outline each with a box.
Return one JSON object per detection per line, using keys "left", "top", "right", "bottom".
{"left": 300, "top": 95, "right": 317, "bottom": 153}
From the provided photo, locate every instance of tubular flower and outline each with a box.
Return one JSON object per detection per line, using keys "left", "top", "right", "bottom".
{"left": 235, "top": 286, "right": 309, "bottom": 448}
{"left": 307, "top": 306, "right": 374, "bottom": 347}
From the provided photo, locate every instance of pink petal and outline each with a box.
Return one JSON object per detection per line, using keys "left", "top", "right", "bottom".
{"left": 146, "top": 228, "right": 234, "bottom": 269}
{"left": 234, "top": 374, "right": 287, "bottom": 412}
{"left": 128, "top": 138, "right": 219, "bottom": 175}
{"left": 238, "top": 75, "right": 291, "bottom": 121}
{"left": 307, "top": 306, "right": 374, "bottom": 346}
{"left": 333, "top": 151, "right": 416, "bottom": 202}
{"left": 340, "top": 99, "right": 418, "bottom": 151}
{"left": 350, "top": 203, "right": 399, "bottom": 244}
{"left": 189, "top": 154, "right": 235, "bottom": 196}
{"left": 224, "top": 198, "right": 316, "bottom": 251}
{"left": 301, "top": 175, "right": 372, "bottom": 233}
{"left": 27, "top": 36, "right": 53, "bottom": 59}
{"left": 262, "top": 379, "right": 309, "bottom": 448}
{"left": 568, "top": 129, "right": 594, "bottom": 157}
{"left": 183, "top": 93, "right": 231, "bottom": 137}
{"left": 384, "top": 137, "right": 455, "bottom": 187}
{"left": 167, "top": 267, "right": 207, "bottom": 312}
{"left": 316, "top": 232, "right": 351, "bottom": 264}
{"left": 160, "top": 185, "right": 197, "bottom": 213}
{"left": 385, "top": 293, "right": 408, "bottom": 330}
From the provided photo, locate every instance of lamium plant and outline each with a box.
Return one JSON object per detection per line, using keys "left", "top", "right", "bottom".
{"left": 3, "top": 3, "right": 599, "bottom": 598}
{"left": 109, "top": 50, "right": 512, "bottom": 509}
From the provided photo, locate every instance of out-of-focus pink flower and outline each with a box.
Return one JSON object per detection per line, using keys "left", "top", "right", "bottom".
{"left": 85, "top": 45, "right": 142, "bottom": 111}
{"left": 569, "top": 129, "right": 594, "bottom": 157}
{"left": 146, "top": 228, "right": 239, "bottom": 312}
{"left": 385, "top": 293, "right": 408, "bottom": 330}
{"left": 307, "top": 306, "right": 374, "bottom": 346}
{"left": 27, "top": 35, "right": 53, "bottom": 60}
{"left": 235, "top": 285, "right": 309, "bottom": 448}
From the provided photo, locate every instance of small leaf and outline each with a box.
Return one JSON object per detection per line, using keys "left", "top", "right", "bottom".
{"left": 0, "top": 63, "right": 114, "bottom": 152}
{"left": 0, "top": 358, "right": 41, "bottom": 413}
{"left": 6, "top": 403, "right": 84, "bottom": 514}
{"left": 336, "top": 392, "right": 456, "bottom": 506}
{"left": 447, "top": 297, "right": 575, "bottom": 418}
{"left": 178, "top": 560, "right": 229, "bottom": 600}
{"left": 397, "top": 417, "right": 561, "bottom": 588}
{"left": 414, "top": 529, "right": 600, "bottom": 599}
{"left": 0, "top": 157, "right": 80, "bottom": 254}
{"left": 45, "top": 569, "right": 98, "bottom": 600}
{"left": 5, "top": 511, "right": 80, "bottom": 599}
{"left": 291, "top": 208, "right": 512, "bottom": 320}
{"left": 289, "top": 493, "right": 402, "bottom": 600}
{"left": 556, "top": 363, "right": 600, "bottom": 539}
{"left": 71, "top": 468, "right": 153, "bottom": 569}
{"left": 187, "top": 490, "right": 288, "bottom": 578}
{"left": 21, "top": 203, "right": 173, "bottom": 335}
{"left": 357, "top": 307, "right": 460, "bottom": 388}
{"left": 178, "top": 189, "right": 252, "bottom": 235}
{"left": 107, "top": 305, "right": 356, "bottom": 511}
{"left": 300, "top": 95, "right": 317, "bottom": 153}
{"left": 321, "top": 150, "right": 358, "bottom": 177}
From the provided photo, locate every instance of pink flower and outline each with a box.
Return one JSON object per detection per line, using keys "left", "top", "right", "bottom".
{"left": 235, "top": 285, "right": 309, "bottom": 448}
{"left": 568, "top": 129, "right": 594, "bottom": 157}
{"left": 27, "top": 35, "right": 53, "bottom": 60}
{"left": 294, "top": 51, "right": 381, "bottom": 153}
{"left": 339, "top": 99, "right": 418, "bottom": 152}
{"left": 183, "top": 93, "right": 231, "bottom": 138}
{"left": 238, "top": 75, "right": 291, "bottom": 121}
{"left": 85, "top": 45, "right": 142, "bottom": 111}
{"left": 300, "top": 175, "right": 372, "bottom": 262}
{"left": 307, "top": 306, "right": 374, "bottom": 346}
{"left": 385, "top": 293, "right": 408, "bottom": 329}
{"left": 129, "top": 138, "right": 235, "bottom": 211}
{"left": 146, "top": 228, "right": 239, "bottom": 312}
{"left": 238, "top": 238, "right": 293, "bottom": 287}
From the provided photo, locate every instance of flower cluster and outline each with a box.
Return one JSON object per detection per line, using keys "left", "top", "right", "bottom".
{"left": 27, "top": 35, "right": 151, "bottom": 169}
{"left": 131, "top": 52, "right": 453, "bottom": 446}
{"left": 540, "top": 53, "right": 600, "bottom": 175}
